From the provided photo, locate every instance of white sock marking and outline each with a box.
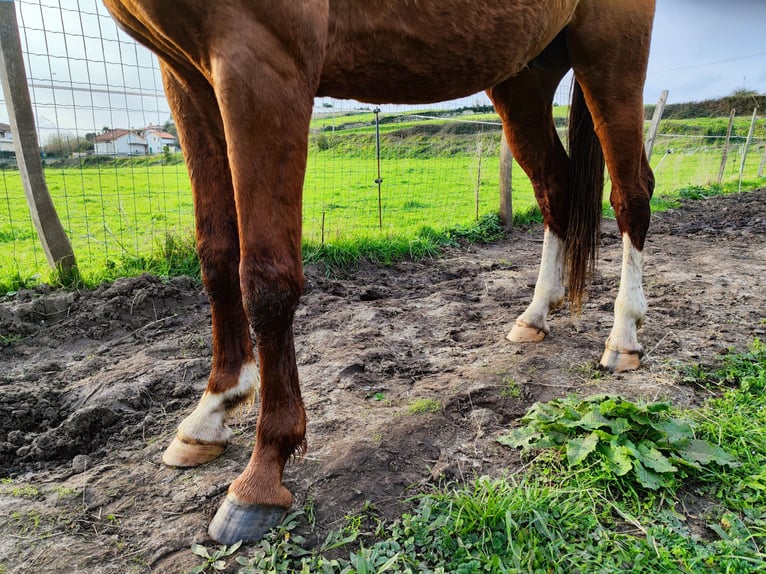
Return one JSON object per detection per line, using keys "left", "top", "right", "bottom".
{"left": 177, "top": 361, "right": 259, "bottom": 444}
{"left": 605, "top": 234, "right": 646, "bottom": 353}
{"left": 515, "top": 228, "right": 565, "bottom": 332}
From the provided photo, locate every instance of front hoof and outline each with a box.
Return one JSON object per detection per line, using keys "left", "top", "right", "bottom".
{"left": 162, "top": 435, "right": 226, "bottom": 467}
{"left": 507, "top": 322, "right": 546, "bottom": 343}
{"left": 208, "top": 495, "right": 287, "bottom": 544}
{"left": 599, "top": 349, "right": 643, "bottom": 372}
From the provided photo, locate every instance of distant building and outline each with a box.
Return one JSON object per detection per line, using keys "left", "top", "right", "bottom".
{"left": 143, "top": 126, "right": 179, "bottom": 155}
{"left": 93, "top": 127, "right": 178, "bottom": 156}
{"left": 0, "top": 122, "right": 14, "bottom": 153}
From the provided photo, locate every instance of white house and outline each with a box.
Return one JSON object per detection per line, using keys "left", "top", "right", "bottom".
{"left": 93, "top": 127, "right": 178, "bottom": 156}
{"left": 143, "top": 126, "right": 178, "bottom": 154}
{"left": 0, "top": 122, "right": 14, "bottom": 153}
{"left": 93, "top": 129, "right": 147, "bottom": 156}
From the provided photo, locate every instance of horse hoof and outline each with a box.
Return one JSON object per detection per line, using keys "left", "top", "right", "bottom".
{"left": 162, "top": 435, "right": 226, "bottom": 467}
{"left": 507, "top": 323, "right": 546, "bottom": 343}
{"left": 208, "top": 495, "right": 287, "bottom": 544}
{"left": 599, "top": 349, "right": 642, "bottom": 372}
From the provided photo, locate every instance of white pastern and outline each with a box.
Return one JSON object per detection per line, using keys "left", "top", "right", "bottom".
{"left": 177, "top": 361, "right": 259, "bottom": 444}
{"left": 605, "top": 234, "right": 646, "bottom": 353}
{"left": 515, "top": 228, "right": 565, "bottom": 332}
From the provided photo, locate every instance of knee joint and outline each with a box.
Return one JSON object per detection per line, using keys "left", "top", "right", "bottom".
{"left": 240, "top": 262, "right": 302, "bottom": 336}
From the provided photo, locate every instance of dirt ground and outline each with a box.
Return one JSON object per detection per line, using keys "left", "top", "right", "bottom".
{"left": 1, "top": 189, "right": 764, "bottom": 573}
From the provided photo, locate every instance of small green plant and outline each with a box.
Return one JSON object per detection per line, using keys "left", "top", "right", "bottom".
{"left": 498, "top": 395, "right": 739, "bottom": 490}
{"left": 0, "top": 333, "right": 23, "bottom": 346}
{"left": 236, "top": 510, "right": 359, "bottom": 573}
{"left": 189, "top": 540, "right": 242, "bottom": 574}
{"left": 500, "top": 375, "right": 521, "bottom": 399}
{"left": 678, "top": 183, "right": 725, "bottom": 200}
{"left": 53, "top": 486, "right": 80, "bottom": 499}
{"left": 0, "top": 479, "right": 41, "bottom": 499}
{"left": 406, "top": 398, "right": 442, "bottom": 415}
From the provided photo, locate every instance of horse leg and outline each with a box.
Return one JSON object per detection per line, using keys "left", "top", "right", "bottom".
{"left": 159, "top": 65, "right": 258, "bottom": 467}
{"left": 203, "top": 40, "right": 321, "bottom": 545}
{"left": 567, "top": 3, "right": 655, "bottom": 371}
{"left": 487, "top": 63, "right": 570, "bottom": 343}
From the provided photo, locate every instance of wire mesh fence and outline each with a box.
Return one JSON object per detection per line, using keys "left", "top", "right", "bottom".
{"left": 0, "top": 0, "right": 765, "bottom": 290}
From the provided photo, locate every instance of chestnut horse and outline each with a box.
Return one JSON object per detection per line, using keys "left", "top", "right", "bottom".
{"left": 103, "top": 0, "right": 656, "bottom": 543}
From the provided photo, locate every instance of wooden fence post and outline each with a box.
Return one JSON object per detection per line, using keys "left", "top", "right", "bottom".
{"left": 717, "top": 109, "right": 736, "bottom": 184}
{"left": 644, "top": 89, "right": 668, "bottom": 164}
{"left": 738, "top": 107, "right": 758, "bottom": 191}
{"left": 758, "top": 141, "right": 766, "bottom": 179}
{"left": 0, "top": 0, "right": 77, "bottom": 281}
{"left": 498, "top": 132, "right": 512, "bottom": 229}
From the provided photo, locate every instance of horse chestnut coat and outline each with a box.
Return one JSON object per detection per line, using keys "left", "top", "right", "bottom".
{"left": 102, "top": 0, "right": 656, "bottom": 544}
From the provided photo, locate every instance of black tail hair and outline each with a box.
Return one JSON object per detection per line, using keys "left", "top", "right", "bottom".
{"left": 565, "top": 80, "right": 605, "bottom": 311}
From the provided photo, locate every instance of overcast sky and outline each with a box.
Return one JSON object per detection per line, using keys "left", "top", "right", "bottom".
{"left": 645, "top": 0, "right": 766, "bottom": 104}
{"left": 2, "top": 0, "right": 765, "bottom": 136}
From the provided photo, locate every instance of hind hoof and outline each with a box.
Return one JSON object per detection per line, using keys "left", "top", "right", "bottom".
{"left": 600, "top": 349, "right": 642, "bottom": 372}
{"left": 162, "top": 435, "right": 226, "bottom": 467}
{"left": 208, "top": 495, "right": 287, "bottom": 544}
{"left": 507, "top": 323, "right": 546, "bottom": 343}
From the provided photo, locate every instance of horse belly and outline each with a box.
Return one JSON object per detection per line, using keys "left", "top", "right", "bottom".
{"left": 318, "top": 0, "right": 578, "bottom": 104}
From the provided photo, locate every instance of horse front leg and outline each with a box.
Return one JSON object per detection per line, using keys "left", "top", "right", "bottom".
{"left": 159, "top": 65, "right": 258, "bottom": 468}
{"left": 204, "top": 42, "right": 319, "bottom": 544}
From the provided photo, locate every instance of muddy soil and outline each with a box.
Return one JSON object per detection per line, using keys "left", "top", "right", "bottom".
{"left": 1, "top": 189, "right": 764, "bottom": 573}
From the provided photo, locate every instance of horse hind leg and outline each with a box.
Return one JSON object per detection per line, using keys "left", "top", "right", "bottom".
{"left": 159, "top": 64, "right": 258, "bottom": 467}
{"left": 487, "top": 58, "right": 571, "bottom": 343}
{"left": 567, "top": 2, "right": 656, "bottom": 371}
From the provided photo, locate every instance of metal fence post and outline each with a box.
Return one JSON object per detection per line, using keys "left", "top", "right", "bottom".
{"left": 0, "top": 0, "right": 77, "bottom": 281}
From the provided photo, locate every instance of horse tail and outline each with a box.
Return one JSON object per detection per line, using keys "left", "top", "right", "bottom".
{"left": 565, "top": 79, "right": 605, "bottom": 311}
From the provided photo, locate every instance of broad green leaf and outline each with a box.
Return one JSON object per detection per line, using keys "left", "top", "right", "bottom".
{"left": 497, "top": 429, "right": 540, "bottom": 450}
{"left": 650, "top": 419, "right": 695, "bottom": 443}
{"left": 566, "top": 432, "right": 599, "bottom": 466}
{"left": 377, "top": 553, "right": 401, "bottom": 572}
{"left": 594, "top": 429, "right": 617, "bottom": 442}
{"left": 535, "top": 431, "right": 568, "bottom": 448}
{"left": 628, "top": 411, "right": 651, "bottom": 426}
{"left": 212, "top": 560, "right": 226, "bottom": 571}
{"left": 598, "top": 398, "right": 621, "bottom": 417}
{"left": 646, "top": 402, "right": 671, "bottom": 413}
{"left": 601, "top": 443, "right": 633, "bottom": 476}
{"left": 606, "top": 417, "right": 631, "bottom": 436}
{"left": 637, "top": 443, "right": 678, "bottom": 474}
{"left": 621, "top": 438, "right": 642, "bottom": 460}
{"left": 576, "top": 409, "right": 613, "bottom": 431}
{"left": 191, "top": 544, "right": 210, "bottom": 559}
{"left": 633, "top": 460, "right": 664, "bottom": 490}
{"left": 599, "top": 397, "right": 639, "bottom": 419}
{"left": 585, "top": 393, "right": 613, "bottom": 404}
{"left": 675, "top": 439, "right": 740, "bottom": 467}
{"left": 525, "top": 402, "right": 560, "bottom": 422}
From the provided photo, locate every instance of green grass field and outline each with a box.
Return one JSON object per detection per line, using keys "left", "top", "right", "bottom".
{"left": 1, "top": 110, "right": 764, "bottom": 293}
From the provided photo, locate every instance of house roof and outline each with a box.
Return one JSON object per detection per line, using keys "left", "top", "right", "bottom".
{"left": 93, "top": 129, "right": 135, "bottom": 143}
{"left": 0, "top": 122, "right": 10, "bottom": 132}
{"left": 94, "top": 127, "right": 175, "bottom": 143}
{"left": 144, "top": 128, "right": 176, "bottom": 140}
